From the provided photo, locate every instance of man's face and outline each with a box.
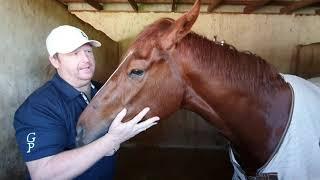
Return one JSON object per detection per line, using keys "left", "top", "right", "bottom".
{"left": 54, "top": 44, "right": 96, "bottom": 86}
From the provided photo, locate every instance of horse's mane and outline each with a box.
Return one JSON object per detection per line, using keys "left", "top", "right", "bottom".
{"left": 179, "top": 32, "right": 287, "bottom": 94}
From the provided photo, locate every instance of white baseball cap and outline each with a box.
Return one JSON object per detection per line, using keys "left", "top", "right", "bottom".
{"left": 46, "top": 25, "right": 101, "bottom": 57}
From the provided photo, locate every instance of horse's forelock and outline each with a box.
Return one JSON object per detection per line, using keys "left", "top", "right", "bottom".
{"left": 129, "top": 18, "right": 175, "bottom": 58}
{"left": 135, "top": 18, "right": 174, "bottom": 44}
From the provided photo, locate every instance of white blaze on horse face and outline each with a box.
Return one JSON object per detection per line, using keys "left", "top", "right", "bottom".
{"left": 95, "top": 50, "right": 134, "bottom": 96}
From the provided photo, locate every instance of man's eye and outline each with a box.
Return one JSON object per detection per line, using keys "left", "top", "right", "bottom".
{"left": 129, "top": 69, "right": 145, "bottom": 78}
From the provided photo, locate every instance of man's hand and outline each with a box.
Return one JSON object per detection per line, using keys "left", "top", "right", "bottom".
{"left": 104, "top": 107, "right": 159, "bottom": 155}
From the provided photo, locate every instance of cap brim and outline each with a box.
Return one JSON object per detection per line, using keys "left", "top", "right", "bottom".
{"left": 88, "top": 40, "right": 101, "bottom": 47}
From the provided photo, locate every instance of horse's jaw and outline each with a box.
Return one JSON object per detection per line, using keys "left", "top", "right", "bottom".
{"left": 181, "top": 86, "right": 234, "bottom": 138}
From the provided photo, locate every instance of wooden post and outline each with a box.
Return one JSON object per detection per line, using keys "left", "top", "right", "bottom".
{"left": 172, "top": 0, "right": 177, "bottom": 12}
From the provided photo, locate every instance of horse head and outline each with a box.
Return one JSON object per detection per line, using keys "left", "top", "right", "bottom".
{"left": 76, "top": 0, "right": 201, "bottom": 146}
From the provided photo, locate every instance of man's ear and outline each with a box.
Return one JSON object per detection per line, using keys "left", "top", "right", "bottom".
{"left": 161, "top": 0, "right": 201, "bottom": 50}
{"left": 49, "top": 55, "right": 60, "bottom": 69}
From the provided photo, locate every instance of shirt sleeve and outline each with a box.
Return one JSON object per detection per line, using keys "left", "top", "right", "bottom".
{"left": 14, "top": 97, "right": 68, "bottom": 162}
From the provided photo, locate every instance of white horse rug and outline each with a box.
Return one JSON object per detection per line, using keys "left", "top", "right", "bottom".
{"left": 230, "top": 74, "right": 320, "bottom": 180}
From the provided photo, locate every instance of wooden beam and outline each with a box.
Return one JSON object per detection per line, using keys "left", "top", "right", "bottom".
{"left": 207, "top": 0, "right": 223, "bottom": 12}
{"left": 243, "top": 0, "right": 272, "bottom": 14}
{"left": 172, "top": 0, "right": 177, "bottom": 12}
{"left": 84, "top": 0, "right": 103, "bottom": 10}
{"left": 57, "top": 0, "right": 66, "bottom": 5}
{"left": 60, "top": 0, "right": 317, "bottom": 6}
{"left": 56, "top": 0, "right": 68, "bottom": 8}
{"left": 280, "top": 0, "right": 319, "bottom": 14}
{"left": 128, "top": 0, "right": 139, "bottom": 11}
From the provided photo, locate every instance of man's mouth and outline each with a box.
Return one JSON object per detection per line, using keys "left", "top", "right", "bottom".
{"left": 80, "top": 66, "right": 91, "bottom": 71}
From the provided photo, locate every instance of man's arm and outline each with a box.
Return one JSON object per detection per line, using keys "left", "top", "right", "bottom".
{"left": 26, "top": 107, "right": 159, "bottom": 180}
{"left": 26, "top": 133, "right": 118, "bottom": 180}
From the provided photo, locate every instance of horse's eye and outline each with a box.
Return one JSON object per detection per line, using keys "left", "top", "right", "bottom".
{"left": 129, "top": 69, "right": 145, "bottom": 78}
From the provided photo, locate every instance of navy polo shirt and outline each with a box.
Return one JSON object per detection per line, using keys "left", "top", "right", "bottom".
{"left": 14, "top": 73, "right": 116, "bottom": 179}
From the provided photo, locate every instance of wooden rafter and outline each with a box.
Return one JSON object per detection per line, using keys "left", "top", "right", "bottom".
{"left": 243, "top": 0, "right": 272, "bottom": 14}
{"left": 172, "top": 0, "right": 177, "bottom": 12}
{"left": 128, "top": 0, "right": 139, "bottom": 11}
{"left": 84, "top": 0, "right": 103, "bottom": 10}
{"left": 56, "top": 0, "right": 68, "bottom": 8}
{"left": 207, "top": 0, "right": 223, "bottom": 12}
{"left": 280, "top": 0, "right": 319, "bottom": 14}
{"left": 57, "top": 0, "right": 67, "bottom": 5}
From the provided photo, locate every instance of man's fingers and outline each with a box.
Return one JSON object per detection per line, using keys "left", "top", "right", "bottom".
{"left": 112, "top": 108, "right": 127, "bottom": 126}
{"left": 131, "top": 107, "right": 150, "bottom": 124}
{"left": 135, "top": 116, "right": 160, "bottom": 131}
{"left": 136, "top": 122, "right": 158, "bottom": 134}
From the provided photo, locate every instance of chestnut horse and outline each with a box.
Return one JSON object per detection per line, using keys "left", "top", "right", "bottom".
{"left": 76, "top": 0, "right": 320, "bottom": 179}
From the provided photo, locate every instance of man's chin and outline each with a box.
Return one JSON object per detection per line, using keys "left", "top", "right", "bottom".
{"left": 79, "top": 73, "right": 94, "bottom": 81}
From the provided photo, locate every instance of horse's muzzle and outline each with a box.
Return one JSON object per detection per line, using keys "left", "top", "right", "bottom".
{"left": 75, "top": 123, "right": 111, "bottom": 147}
{"left": 75, "top": 126, "right": 86, "bottom": 147}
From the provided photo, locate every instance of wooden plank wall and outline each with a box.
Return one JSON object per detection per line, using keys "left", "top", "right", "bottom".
{"left": 291, "top": 42, "right": 320, "bottom": 79}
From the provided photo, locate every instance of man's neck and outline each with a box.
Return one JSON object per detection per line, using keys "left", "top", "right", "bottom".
{"left": 57, "top": 73, "right": 92, "bottom": 98}
{"left": 76, "top": 83, "right": 92, "bottom": 99}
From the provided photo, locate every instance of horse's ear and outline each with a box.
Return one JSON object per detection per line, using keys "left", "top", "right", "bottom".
{"left": 162, "top": 0, "right": 200, "bottom": 50}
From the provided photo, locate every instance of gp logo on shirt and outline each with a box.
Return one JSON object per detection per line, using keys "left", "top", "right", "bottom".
{"left": 26, "top": 132, "right": 36, "bottom": 153}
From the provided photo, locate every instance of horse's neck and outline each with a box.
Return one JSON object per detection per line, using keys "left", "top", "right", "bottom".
{"left": 179, "top": 55, "right": 292, "bottom": 173}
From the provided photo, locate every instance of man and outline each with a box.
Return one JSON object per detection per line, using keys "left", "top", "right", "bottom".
{"left": 14, "top": 25, "right": 159, "bottom": 179}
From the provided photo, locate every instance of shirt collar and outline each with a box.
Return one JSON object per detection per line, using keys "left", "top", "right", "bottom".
{"left": 51, "top": 73, "right": 95, "bottom": 101}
